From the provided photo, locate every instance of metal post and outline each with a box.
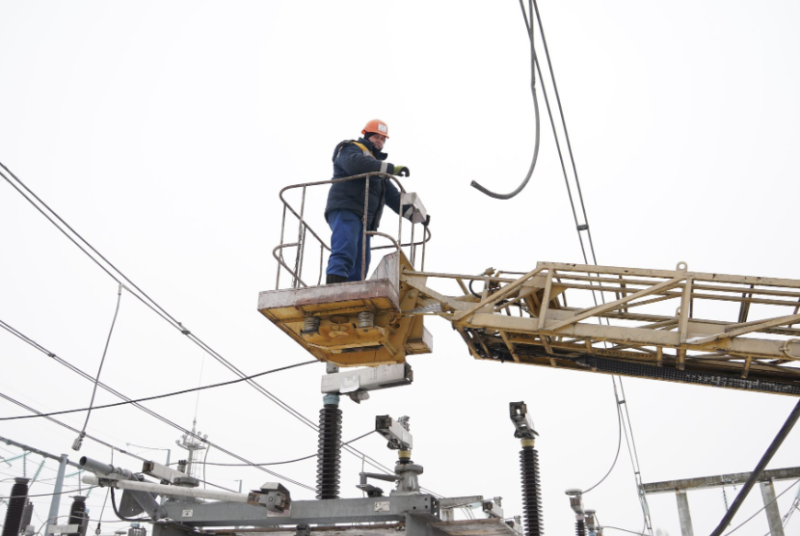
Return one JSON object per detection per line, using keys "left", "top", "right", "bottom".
{"left": 361, "top": 176, "right": 370, "bottom": 281}
{"left": 44, "top": 454, "right": 68, "bottom": 536}
{"left": 277, "top": 204, "right": 287, "bottom": 290}
{"left": 675, "top": 489, "right": 694, "bottom": 536}
{"left": 759, "top": 481, "right": 785, "bottom": 536}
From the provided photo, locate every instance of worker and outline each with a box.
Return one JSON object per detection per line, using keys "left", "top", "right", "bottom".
{"left": 324, "top": 119, "right": 421, "bottom": 284}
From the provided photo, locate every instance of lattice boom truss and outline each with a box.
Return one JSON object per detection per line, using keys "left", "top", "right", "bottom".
{"left": 402, "top": 262, "right": 800, "bottom": 396}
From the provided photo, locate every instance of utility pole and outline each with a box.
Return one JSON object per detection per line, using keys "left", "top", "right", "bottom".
{"left": 43, "top": 454, "right": 68, "bottom": 536}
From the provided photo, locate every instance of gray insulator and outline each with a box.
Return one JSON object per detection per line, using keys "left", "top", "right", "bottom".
{"left": 357, "top": 311, "right": 374, "bottom": 329}
{"left": 304, "top": 316, "right": 321, "bottom": 333}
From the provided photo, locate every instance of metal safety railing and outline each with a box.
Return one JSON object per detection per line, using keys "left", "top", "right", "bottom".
{"left": 274, "top": 173, "right": 431, "bottom": 290}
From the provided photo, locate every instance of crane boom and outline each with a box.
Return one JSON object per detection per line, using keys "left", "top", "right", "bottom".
{"left": 259, "top": 252, "right": 800, "bottom": 397}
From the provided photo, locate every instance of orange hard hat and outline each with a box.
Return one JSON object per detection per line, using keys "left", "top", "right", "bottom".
{"left": 362, "top": 119, "right": 389, "bottom": 138}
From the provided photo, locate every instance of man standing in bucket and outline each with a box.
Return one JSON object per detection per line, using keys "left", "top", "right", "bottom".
{"left": 324, "top": 119, "right": 413, "bottom": 284}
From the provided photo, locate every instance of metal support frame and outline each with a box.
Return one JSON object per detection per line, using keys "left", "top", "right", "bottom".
{"left": 759, "top": 480, "right": 785, "bottom": 536}
{"left": 44, "top": 454, "right": 68, "bottom": 536}
{"left": 674, "top": 490, "right": 693, "bottom": 536}
{"left": 398, "top": 262, "right": 800, "bottom": 395}
{"left": 274, "top": 173, "right": 431, "bottom": 290}
{"left": 642, "top": 466, "right": 800, "bottom": 536}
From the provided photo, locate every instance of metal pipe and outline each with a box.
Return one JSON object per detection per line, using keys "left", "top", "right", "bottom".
{"left": 78, "top": 457, "right": 137, "bottom": 480}
{"left": 709, "top": 396, "right": 800, "bottom": 536}
{"left": 81, "top": 475, "right": 249, "bottom": 503}
{"left": 276, "top": 204, "right": 287, "bottom": 290}
{"left": 272, "top": 244, "right": 308, "bottom": 288}
{"left": 294, "top": 186, "right": 307, "bottom": 289}
{"left": 0, "top": 436, "right": 80, "bottom": 468}
{"left": 361, "top": 175, "right": 370, "bottom": 281}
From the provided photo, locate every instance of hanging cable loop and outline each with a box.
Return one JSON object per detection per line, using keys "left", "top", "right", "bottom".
{"left": 471, "top": 0, "right": 541, "bottom": 200}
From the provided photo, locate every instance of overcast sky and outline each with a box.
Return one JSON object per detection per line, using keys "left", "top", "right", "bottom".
{"left": 2, "top": 2, "right": 800, "bottom": 535}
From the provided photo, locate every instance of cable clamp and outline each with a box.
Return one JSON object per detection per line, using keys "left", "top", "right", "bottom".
{"left": 577, "top": 224, "right": 589, "bottom": 231}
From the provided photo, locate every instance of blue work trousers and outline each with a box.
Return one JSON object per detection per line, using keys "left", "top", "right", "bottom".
{"left": 326, "top": 209, "right": 371, "bottom": 282}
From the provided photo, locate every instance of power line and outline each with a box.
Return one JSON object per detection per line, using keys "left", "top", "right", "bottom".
{"left": 0, "top": 329, "right": 315, "bottom": 421}
{"left": 0, "top": 162, "right": 399, "bottom": 480}
{"left": 193, "top": 430, "right": 377, "bottom": 467}
{"left": 581, "top": 385, "right": 623, "bottom": 494}
{"left": 0, "top": 390, "right": 313, "bottom": 492}
{"left": 0, "top": 486, "right": 98, "bottom": 501}
{"left": 0, "top": 392, "right": 147, "bottom": 463}
{"left": 723, "top": 477, "right": 800, "bottom": 536}
{"left": 522, "top": 2, "right": 653, "bottom": 529}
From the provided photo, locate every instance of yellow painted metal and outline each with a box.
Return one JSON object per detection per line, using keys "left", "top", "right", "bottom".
{"left": 258, "top": 252, "right": 431, "bottom": 367}
{"left": 259, "top": 251, "right": 800, "bottom": 394}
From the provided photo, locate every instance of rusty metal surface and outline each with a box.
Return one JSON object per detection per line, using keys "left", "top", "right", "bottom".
{"left": 259, "top": 252, "right": 432, "bottom": 367}
{"left": 258, "top": 280, "right": 400, "bottom": 313}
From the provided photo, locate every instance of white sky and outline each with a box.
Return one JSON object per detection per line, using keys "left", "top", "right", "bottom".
{"left": 1, "top": 1, "right": 799, "bottom": 535}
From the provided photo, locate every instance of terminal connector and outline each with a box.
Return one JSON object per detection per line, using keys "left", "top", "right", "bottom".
{"left": 510, "top": 402, "right": 538, "bottom": 440}
{"left": 141, "top": 461, "right": 184, "bottom": 484}
{"left": 247, "top": 482, "right": 291, "bottom": 513}
{"left": 565, "top": 489, "right": 584, "bottom": 514}
{"left": 376, "top": 415, "right": 413, "bottom": 450}
{"left": 321, "top": 364, "right": 413, "bottom": 403}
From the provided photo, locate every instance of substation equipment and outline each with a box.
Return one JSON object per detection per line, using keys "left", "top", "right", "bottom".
{"left": 75, "top": 402, "right": 547, "bottom": 536}
{"left": 256, "top": 174, "right": 800, "bottom": 533}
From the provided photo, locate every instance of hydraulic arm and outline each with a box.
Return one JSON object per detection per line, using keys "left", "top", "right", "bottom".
{"left": 260, "top": 253, "right": 800, "bottom": 396}
{"left": 262, "top": 177, "right": 800, "bottom": 396}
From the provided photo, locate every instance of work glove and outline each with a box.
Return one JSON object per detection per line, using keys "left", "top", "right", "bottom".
{"left": 392, "top": 165, "right": 410, "bottom": 177}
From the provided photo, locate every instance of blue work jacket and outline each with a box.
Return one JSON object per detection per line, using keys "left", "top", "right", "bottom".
{"left": 324, "top": 137, "right": 402, "bottom": 231}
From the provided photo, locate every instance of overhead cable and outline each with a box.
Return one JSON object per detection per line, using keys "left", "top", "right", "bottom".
{"left": 0, "top": 333, "right": 315, "bottom": 421}
{"left": 724, "top": 477, "right": 800, "bottom": 536}
{"left": 517, "top": 4, "right": 654, "bottom": 529}
{"left": 581, "top": 385, "right": 623, "bottom": 494}
{"left": 0, "top": 392, "right": 147, "bottom": 463}
{"left": 193, "top": 430, "right": 377, "bottom": 467}
{"left": 711, "top": 398, "right": 800, "bottom": 536}
{"left": 73, "top": 284, "right": 123, "bottom": 452}
{"left": 0, "top": 387, "right": 313, "bottom": 493}
{"left": 470, "top": 0, "right": 540, "bottom": 200}
{"left": 0, "top": 162, "right": 397, "bottom": 480}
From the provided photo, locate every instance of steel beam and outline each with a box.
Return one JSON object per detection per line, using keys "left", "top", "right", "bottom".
{"left": 642, "top": 466, "right": 800, "bottom": 493}
{"left": 760, "top": 481, "right": 785, "bottom": 536}
{"left": 675, "top": 490, "right": 694, "bottom": 536}
{"left": 160, "top": 494, "right": 438, "bottom": 527}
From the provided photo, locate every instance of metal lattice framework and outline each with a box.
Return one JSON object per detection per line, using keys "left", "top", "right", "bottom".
{"left": 401, "top": 261, "right": 800, "bottom": 396}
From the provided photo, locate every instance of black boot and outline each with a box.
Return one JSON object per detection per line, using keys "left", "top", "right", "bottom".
{"left": 326, "top": 274, "right": 347, "bottom": 285}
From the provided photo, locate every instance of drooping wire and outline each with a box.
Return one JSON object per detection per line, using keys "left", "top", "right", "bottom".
{"left": 581, "top": 384, "right": 623, "bottom": 494}
{"left": 470, "top": 0, "right": 540, "bottom": 200}
{"left": 518, "top": 2, "right": 653, "bottom": 529}
{"left": 74, "top": 285, "right": 123, "bottom": 451}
